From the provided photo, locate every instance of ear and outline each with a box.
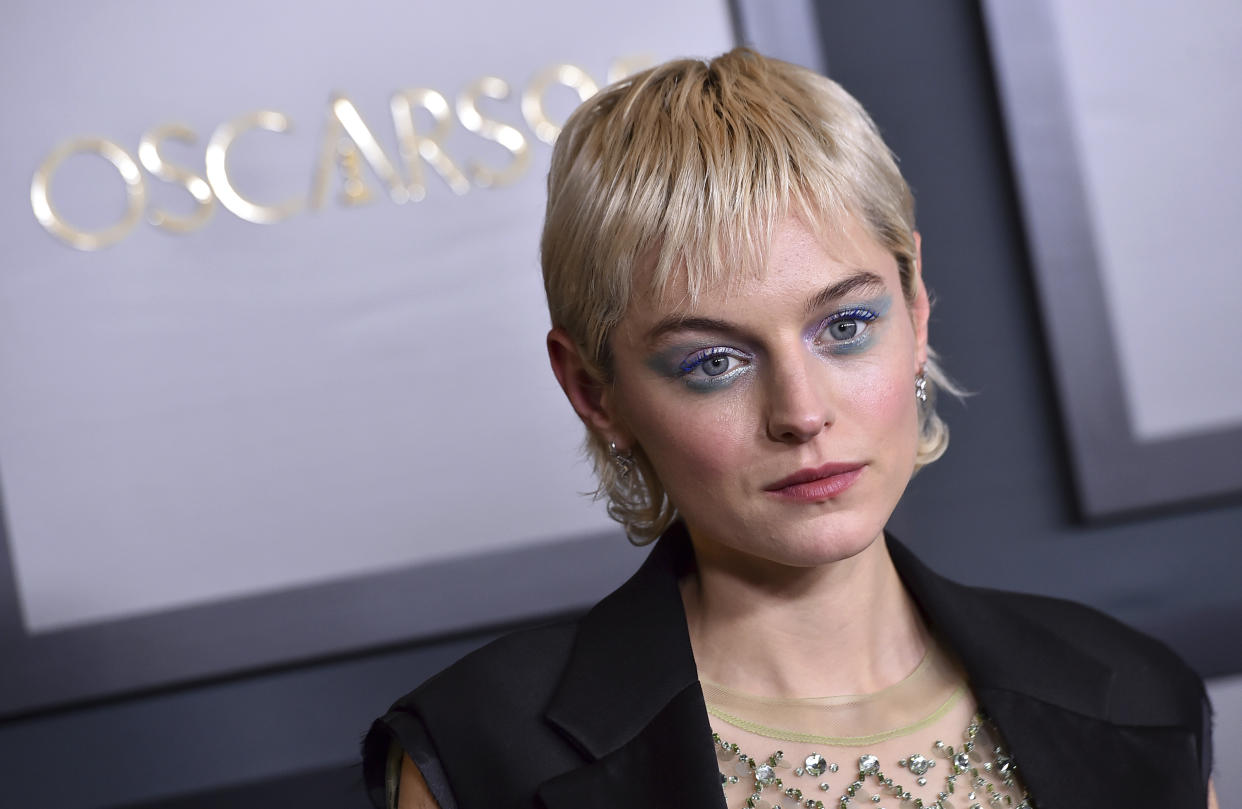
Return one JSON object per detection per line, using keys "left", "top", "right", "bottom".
{"left": 910, "top": 231, "right": 930, "bottom": 371}
{"left": 546, "top": 327, "right": 631, "bottom": 449}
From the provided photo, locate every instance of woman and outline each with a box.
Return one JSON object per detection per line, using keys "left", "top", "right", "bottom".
{"left": 363, "top": 48, "right": 1216, "bottom": 809}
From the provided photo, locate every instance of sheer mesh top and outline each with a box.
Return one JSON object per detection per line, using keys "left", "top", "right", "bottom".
{"left": 382, "top": 638, "right": 1035, "bottom": 809}
{"left": 705, "top": 639, "right": 1033, "bottom": 809}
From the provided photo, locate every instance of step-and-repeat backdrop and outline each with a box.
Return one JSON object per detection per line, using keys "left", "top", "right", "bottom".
{"left": 0, "top": 0, "right": 736, "bottom": 714}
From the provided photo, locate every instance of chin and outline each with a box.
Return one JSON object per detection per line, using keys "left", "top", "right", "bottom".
{"left": 784, "top": 519, "right": 886, "bottom": 567}
{"left": 706, "top": 512, "right": 887, "bottom": 570}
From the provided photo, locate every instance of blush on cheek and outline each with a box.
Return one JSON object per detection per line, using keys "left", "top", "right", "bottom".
{"left": 847, "top": 368, "right": 922, "bottom": 467}
{"left": 847, "top": 366, "right": 916, "bottom": 421}
{"left": 652, "top": 423, "right": 738, "bottom": 483}
{"left": 630, "top": 405, "right": 752, "bottom": 521}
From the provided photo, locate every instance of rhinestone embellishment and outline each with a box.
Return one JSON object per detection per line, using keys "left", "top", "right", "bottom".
{"left": 713, "top": 713, "right": 1029, "bottom": 809}
{"left": 904, "top": 753, "right": 932, "bottom": 776}
{"left": 805, "top": 753, "right": 828, "bottom": 777}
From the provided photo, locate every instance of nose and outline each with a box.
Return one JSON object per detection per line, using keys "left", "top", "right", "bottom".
{"left": 764, "top": 352, "right": 834, "bottom": 444}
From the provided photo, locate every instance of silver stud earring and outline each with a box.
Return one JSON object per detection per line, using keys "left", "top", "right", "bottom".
{"left": 608, "top": 442, "right": 635, "bottom": 479}
{"left": 915, "top": 373, "right": 928, "bottom": 403}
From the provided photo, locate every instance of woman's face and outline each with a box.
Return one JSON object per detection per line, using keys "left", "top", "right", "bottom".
{"left": 605, "top": 215, "right": 929, "bottom": 568}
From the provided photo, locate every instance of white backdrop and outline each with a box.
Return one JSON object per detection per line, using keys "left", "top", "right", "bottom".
{"left": 0, "top": 0, "right": 735, "bottom": 633}
{"left": 1048, "top": 0, "right": 1242, "bottom": 441}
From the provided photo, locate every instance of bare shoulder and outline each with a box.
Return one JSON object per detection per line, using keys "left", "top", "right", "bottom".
{"left": 397, "top": 754, "right": 441, "bottom": 809}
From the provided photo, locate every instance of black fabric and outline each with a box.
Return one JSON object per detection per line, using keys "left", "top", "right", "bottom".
{"left": 363, "top": 524, "right": 1212, "bottom": 808}
{"left": 361, "top": 711, "right": 458, "bottom": 809}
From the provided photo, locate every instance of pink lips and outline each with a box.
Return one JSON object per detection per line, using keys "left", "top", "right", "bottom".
{"left": 765, "top": 462, "right": 864, "bottom": 502}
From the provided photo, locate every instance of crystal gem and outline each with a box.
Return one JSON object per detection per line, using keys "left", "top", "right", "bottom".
{"left": 917, "top": 777, "right": 928, "bottom": 786}
{"left": 756, "top": 764, "right": 778, "bottom": 786}
{"left": 953, "top": 753, "right": 970, "bottom": 773}
{"left": 858, "top": 755, "right": 880, "bottom": 775}
{"left": 906, "top": 754, "right": 932, "bottom": 776}
{"left": 805, "top": 754, "right": 829, "bottom": 777}
{"left": 995, "top": 754, "right": 1013, "bottom": 775}
{"left": 821, "top": 783, "right": 831, "bottom": 791}
{"left": 829, "top": 763, "right": 840, "bottom": 773}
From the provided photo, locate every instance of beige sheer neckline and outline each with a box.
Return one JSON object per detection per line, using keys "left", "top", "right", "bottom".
{"left": 700, "top": 637, "right": 967, "bottom": 745}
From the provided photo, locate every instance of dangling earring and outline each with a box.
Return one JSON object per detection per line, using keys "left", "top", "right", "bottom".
{"left": 609, "top": 442, "right": 636, "bottom": 480}
{"left": 915, "top": 373, "right": 928, "bottom": 404}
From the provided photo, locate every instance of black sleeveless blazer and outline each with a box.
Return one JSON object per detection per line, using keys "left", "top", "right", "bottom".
{"left": 363, "top": 524, "right": 1212, "bottom": 808}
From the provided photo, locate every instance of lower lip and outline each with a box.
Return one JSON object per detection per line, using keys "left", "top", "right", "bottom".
{"left": 767, "top": 467, "right": 863, "bottom": 502}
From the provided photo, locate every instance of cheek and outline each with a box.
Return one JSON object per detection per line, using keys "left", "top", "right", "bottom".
{"left": 620, "top": 386, "right": 753, "bottom": 489}
{"left": 844, "top": 362, "right": 919, "bottom": 442}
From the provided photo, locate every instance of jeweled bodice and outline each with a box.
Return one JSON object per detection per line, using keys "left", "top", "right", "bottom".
{"left": 705, "top": 641, "right": 1033, "bottom": 809}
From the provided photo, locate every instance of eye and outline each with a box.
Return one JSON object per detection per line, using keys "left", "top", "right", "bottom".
{"left": 826, "top": 318, "right": 868, "bottom": 341}
{"left": 700, "top": 353, "right": 737, "bottom": 376}
{"left": 818, "top": 307, "right": 879, "bottom": 345}
{"left": 678, "top": 348, "right": 750, "bottom": 385}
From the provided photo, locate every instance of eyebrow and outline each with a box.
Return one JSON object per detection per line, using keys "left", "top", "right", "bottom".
{"left": 643, "top": 270, "right": 889, "bottom": 344}
{"left": 802, "top": 271, "right": 887, "bottom": 316}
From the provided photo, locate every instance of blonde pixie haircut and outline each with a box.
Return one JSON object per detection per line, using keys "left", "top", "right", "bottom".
{"left": 542, "top": 48, "right": 956, "bottom": 544}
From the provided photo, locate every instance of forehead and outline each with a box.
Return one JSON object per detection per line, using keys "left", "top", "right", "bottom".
{"left": 628, "top": 215, "right": 899, "bottom": 325}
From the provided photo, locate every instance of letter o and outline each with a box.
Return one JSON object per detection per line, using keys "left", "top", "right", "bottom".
{"left": 31, "top": 137, "right": 147, "bottom": 251}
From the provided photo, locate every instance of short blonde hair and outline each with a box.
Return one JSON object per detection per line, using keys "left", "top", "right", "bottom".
{"left": 541, "top": 48, "right": 956, "bottom": 544}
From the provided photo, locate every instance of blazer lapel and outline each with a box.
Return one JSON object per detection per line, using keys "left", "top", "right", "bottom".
{"left": 538, "top": 525, "right": 725, "bottom": 808}
{"left": 888, "top": 535, "right": 1205, "bottom": 808}
{"left": 537, "top": 683, "right": 725, "bottom": 808}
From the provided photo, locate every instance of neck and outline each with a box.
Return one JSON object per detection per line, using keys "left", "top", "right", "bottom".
{"left": 680, "top": 531, "right": 929, "bottom": 698}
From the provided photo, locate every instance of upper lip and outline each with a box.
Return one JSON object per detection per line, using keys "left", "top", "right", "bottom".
{"left": 765, "top": 462, "right": 863, "bottom": 491}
